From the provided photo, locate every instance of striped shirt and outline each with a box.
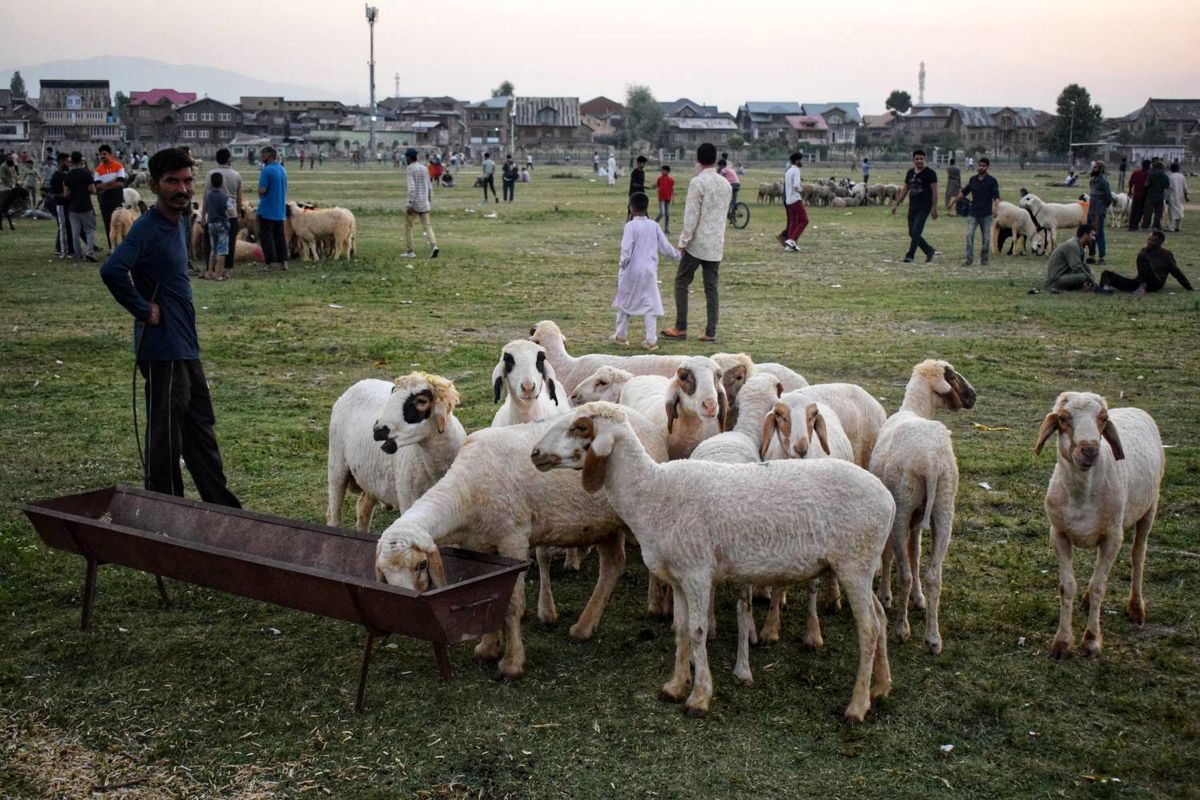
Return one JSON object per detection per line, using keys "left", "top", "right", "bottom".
{"left": 94, "top": 158, "right": 127, "bottom": 201}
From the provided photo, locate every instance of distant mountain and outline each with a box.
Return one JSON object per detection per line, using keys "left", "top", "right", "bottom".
{"left": 2, "top": 56, "right": 346, "bottom": 104}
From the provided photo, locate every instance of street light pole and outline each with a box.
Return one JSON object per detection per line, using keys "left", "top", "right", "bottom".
{"left": 366, "top": 5, "right": 378, "bottom": 159}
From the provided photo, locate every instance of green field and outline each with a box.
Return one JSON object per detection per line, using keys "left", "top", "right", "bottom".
{"left": 1, "top": 162, "right": 1198, "bottom": 799}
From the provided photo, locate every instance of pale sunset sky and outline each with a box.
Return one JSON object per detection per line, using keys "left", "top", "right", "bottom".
{"left": 7, "top": 0, "right": 1199, "bottom": 116}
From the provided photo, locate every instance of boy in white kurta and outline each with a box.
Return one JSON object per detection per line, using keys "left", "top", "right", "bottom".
{"left": 613, "top": 192, "right": 681, "bottom": 350}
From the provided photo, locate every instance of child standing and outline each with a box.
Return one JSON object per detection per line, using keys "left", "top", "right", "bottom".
{"left": 613, "top": 192, "right": 680, "bottom": 350}
{"left": 200, "top": 171, "right": 234, "bottom": 280}
{"left": 654, "top": 165, "right": 674, "bottom": 234}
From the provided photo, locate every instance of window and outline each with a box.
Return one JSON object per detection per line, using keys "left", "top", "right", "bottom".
{"left": 219, "top": 129, "right": 232, "bottom": 139}
{"left": 218, "top": 112, "right": 232, "bottom": 122}
{"left": 199, "top": 129, "right": 210, "bottom": 139}
{"left": 183, "top": 129, "right": 197, "bottom": 139}
{"left": 66, "top": 92, "right": 82, "bottom": 110}
{"left": 184, "top": 112, "right": 197, "bottom": 121}
{"left": 201, "top": 112, "right": 214, "bottom": 121}
{"left": 536, "top": 107, "right": 558, "bottom": 125}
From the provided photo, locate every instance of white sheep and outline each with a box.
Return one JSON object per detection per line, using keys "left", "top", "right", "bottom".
{"left": 1108, "top": 192, "right": 1130, "bottom": 227}
{"left": 1034, "top": 392, "right": 1164, "bottom": 658}
{"left": 490, "top": 339, "right": 568, "bottom": 426}
{"left": 1019, "top": 193, "right": 1088, "bottom": 252}
{"left": 530, "top": 402, "right": 894, "bottom": 721}
{"left": 528, "top": 320, "right": 687, "bottom": 394}
{"left": 778, "top": 383, "right": 887, "bottom": 468}
{"left": 991, "top": 200, "right": 1047, "bottom": 256}
{"left": 287, "top": 201, "right": 356, "bottom": 260}
{"left": 326, "top": 372, "right": 465, "bottom": 531}
{"left": 619, "top": 355, "right": 726, "bottom": 460}
{"left": 711, "top": 352, "right": 807, "bottom": 430}
{"left": 569, "top": 365, "right": 634, "bottom": 405}
{"left": 122, "top": 187, "right": 142, "bottom": 209}
{"left": 871, "top": 360, "right": 976, "bottom": 655}
{"left": 375, "top": 411, "right": 670, "bottom": 680}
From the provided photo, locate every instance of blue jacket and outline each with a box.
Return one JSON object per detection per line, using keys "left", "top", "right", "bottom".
{"left": 100, "top": 205, "right": 199, "bottom": 361}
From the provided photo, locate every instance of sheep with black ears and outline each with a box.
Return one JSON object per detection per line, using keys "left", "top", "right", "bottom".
{"left": 375, "top": 410, "right": 669, "bottom": 680}
{"left": 777, "top": 383, "right": 887, "bottom": 468}
{"left": 618, "top": 355, "right": 727, "bottom": 460}
{"left": 326, "top": 372, "right": 464, "bottom": 531}
{"left": 528, "top": 320, "right": 686, "bottom": 394}
{"left": 530, "top": 402, "right": 894, "bottom": 721}
{"left": 871, "top": 359, "right": 976, "bottom": 654}
{"left": 710, "top": 352, "right": 807, "bottom": 429}
{"left": 1034, "top": 391, "right": 1164, "bottom": 659}
{"left": 491, "top": 339, "right": 568, "bottom": 426}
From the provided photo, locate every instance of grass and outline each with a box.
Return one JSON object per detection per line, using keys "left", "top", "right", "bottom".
{"left": 1, "top": 162, "right": 1198, "bottom": 799}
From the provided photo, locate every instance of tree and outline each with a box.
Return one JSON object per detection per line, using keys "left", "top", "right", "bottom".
{"left": 885, "top": 89, "right": 912, "bottom": 114}
{"left": 491, "top": 81, "right": 514, "bottom": 98}
{"left": 1048, "top": 84, "right": 1103, "bottom": 155}
{"left": 624, "top": 85, "right": 664, "bottom": 149}
{"left": 114, "top": 91, "right": 131, "bottom": 122}
{"left": 727, "top": 134, "right": 745, "bottom": 151}
{"left": 10, "top": 71, "right": 26, "bottom": 99}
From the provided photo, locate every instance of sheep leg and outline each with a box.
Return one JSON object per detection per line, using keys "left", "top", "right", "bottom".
{"left": 758, "top": 585, "right": 786, "bottom": 644}
{"left": 681, "top": 576, "right": 715, "bottom": 717}
{"left": 707, "top": 585, "right": 717, "bottom": 638}
{"left": 870, "top": 593, "right": 892, "bottom": 700}
{"left": 923, "top": 497, "right": 955, "bottom": 655}
{"left": 823, "top": 575, "right": 842, "bottom": 614}
{"left": 563, "top": 547, "right": 586, "bottom": 571}
{"left": 659, "top": 577, "right": 691, "bottom": 703}
{"left": 1050, "top": 528, "right": 1076, "bottom": 659}
{"left": 803, "top": 580, "right": 824, "bottom": 651}
{"left": 1127, "top": 504, "right": 1155, "bottom": 624}
{"left": 841, "top": 568, "right": 883, "bottom": 723}
{"left": 326, "top": 468, "right": 349, "bottom": 528}
{"left": 908, "top": 520, "right": 926, "bottom": 611}
{"left": 535, "top": 546, "right": 558, "bottom": 625}
{"left": 495, "top": 567, "right": 527, "bottom": 680}
{"left": 733, "top": 585, "right": 754, "bottom": 685}
{"left": 1081, "top": 528, "right": 1123, "bottom": 659}
{"left": 890, "top": 518, "right": 914, "bottom": 644}
{"left": 877, "top": 544, "right": 894, "bottom": 609}
{"left": 569, "top": 529, "right": 625, "bottom": 641}
{"left": 647, "top": 574, "right": 672, "bottom": 619}
{"left": 354, "top": 492, "right": 377, "bottom": 533}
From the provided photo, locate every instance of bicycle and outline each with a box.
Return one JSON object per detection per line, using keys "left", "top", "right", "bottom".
{"left": 727, "top": 200, "right": 750, "bottom": 229}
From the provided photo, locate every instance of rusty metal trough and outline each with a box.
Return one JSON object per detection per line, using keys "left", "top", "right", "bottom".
{"left": 22, "top": 485, "right": 529, "bottom": 711}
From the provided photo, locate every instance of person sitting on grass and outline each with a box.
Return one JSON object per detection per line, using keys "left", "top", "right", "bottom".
{"left": 1044, "top": 224, "right": 1098, "bottom": 292}
{"left": 612, "top": 191, "right": 680, "bottom": 351}
{"left": 1099, "top": 230, "right": 1194, "bottom": 295}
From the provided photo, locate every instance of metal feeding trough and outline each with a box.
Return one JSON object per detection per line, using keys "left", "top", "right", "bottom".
{"left": 22, "top": 485, "right": 529, "bottom": 711}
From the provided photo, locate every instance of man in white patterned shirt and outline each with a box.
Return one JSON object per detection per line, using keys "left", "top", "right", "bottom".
{"left": 661, "top": 143, "right": 731, "bottom": 343}
{"left": 402, "top": 147, "right": 438, "bottom": 258}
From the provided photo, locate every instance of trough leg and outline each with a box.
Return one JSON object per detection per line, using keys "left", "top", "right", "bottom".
{"left": 81, "top": 558, "right": 98, "bottom": 631}
{"left": 355, "top": 631, "right": 381, "bottom": 713}
{"left": 155, "top": 575, "right": 171, "bottom": 609}
{"left": 431, "top": 642, "right": 453, "bottom": 681}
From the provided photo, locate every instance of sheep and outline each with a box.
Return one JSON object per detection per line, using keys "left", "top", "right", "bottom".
{"left": 326, "top": 372, "right": 465, "bottom": 531}
{"left": 1034, "top": 392, "right": 1164, "bottom": 659}
{"left": 1019, "top": 193, "right": 1088, "bottom": 252}
{"left": 122, "top": 187, "right": 142, "bottom": 209}
{"left": 490, "top": 339, "right": 567, "bottom": 427}
{"left": 128, "top": 171, "right": 149, "bottom": 189}
{"left": 570, "top": 365, "right": 634, "bottom": 405}
{"left": 758, "top": 181, "right": 783, "bottom": 204}
{"left": 991, "top": 201, "right": 1047, "bottom": 257}
{"left": 883, "top": 184, "right": 900, "bottom": 203}
{"left": 778, "top": 383, "right": 887, "bottom": 469}
{"left": 1108, "top": 192, "right": 1130, "bottom": 227}
{"left": 375, "top": 410, "right": 670, "bottom": 680}
{"left": 528, "top": 320, "right": 686, "bottom": 394}
{"left": 233, "top": 239, "right": 264, "bottom": 264}
{"left": 871, "top": 360, "right": 976, "bottom": 655}
{"left": 619, "top": 355, "right": 726, "bottom": 460}
{"left": 286, "top": 201, "right": 356, "bottom": 261}
{"left": 530, "top": 402, "right": 894, "bottom": 721}
{"left": 832, "top": 195, "right": 865, "bottom": 208}
{"left": 108, "top": 204, "right": 144, "bottom": 247}
{"left": 710, "top": 352, "right": 807, "bottom": 430}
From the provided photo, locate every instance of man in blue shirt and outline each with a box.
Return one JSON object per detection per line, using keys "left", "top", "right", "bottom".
{"left": 256, "top": 145, "right": 289, "bottom": 271}
{"left": 948, "top": 157, "right": 1000, "bottom": 266}
{"left": 100, "top": 148, "right": 240, "bottom": 507}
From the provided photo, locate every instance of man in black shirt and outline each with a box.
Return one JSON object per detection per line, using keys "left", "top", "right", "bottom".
{"left": 48, "top": 152, "right": 73, "bottom": 258}
{"left": 629, "top": 155, "right": 647, "bottom": 196}
{"left": 1099, "top": 231, "right": 1194, "bottom": 294}
{"left": 64, "top": 151, "right": 98, "bottom": 262}
{"left": 891, "top": 149, "right": 939, "bottom": 263}
{"left": 948, "top": 157, "right": 1000, "bottom": 266}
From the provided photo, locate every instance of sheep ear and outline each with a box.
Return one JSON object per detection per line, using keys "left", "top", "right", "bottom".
{"left": 775, "top": 381, "right": 784, "bottom": 398}
{"left": 1034, "top": 412, "right": 1059, "bottom": 455}
{"left": 432, "top": 404, "right": 449, "bottom": 434}
{"left": 717, "top": 383, "right": 728, "bottom": 432}
{"left": 423, "top": 545, "right": 448, "bottom": 590}
{"left": 664, "top": 384, "right": 682, "bottom": 434}
{"left": 1102, "top": 417, "right": 1125, "bottom": 461}
{"left": 759, "top": 410, "right": 778, "bottom": 460}
{"left": 491, "top": 360, "right": 506, "bottom": 404}
{"left": 581, "top": 431, "right": 612, "bottom": 493}
{"left": 807, "top": 404, "right": 831, "bottom": 455}
{"left": 547, "top": 378, "right": 559, "bottom": 406}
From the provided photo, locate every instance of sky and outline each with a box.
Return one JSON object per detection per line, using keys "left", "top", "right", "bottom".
{"left": 7, "top": 0, "right": 1200, "bottom": 117}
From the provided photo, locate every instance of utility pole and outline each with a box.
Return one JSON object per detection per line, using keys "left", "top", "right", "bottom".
{"left": 366, "top": 4, "right": 379, "bottom": 158}
{"left": 394, "top": 72, "right": 400, "bottom": 99}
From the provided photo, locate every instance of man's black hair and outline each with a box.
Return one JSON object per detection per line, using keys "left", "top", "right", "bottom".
{"left": 1076, "top": 223, "right": 1095, "bottom": 238}
{"left": 636, "top": 155, "right": 647, "bottom": 164}
{"left": 789, "top": 151, "right": 803, "bottom": 164}
{"left": 216, "top": 148, "right": 231, "bottom": 165}
{"left": 697, "top": 143, "right": 717, "bottom": 166}
{"left": 149, "top": 147, "right": 194, "bottom": 181}
{"left": 629, "top": 191, "right": 649, "bottom": 213}
{"left": 70, "top": 151, "right": 83, "bottom": 164}
{"left": 978, "top": 157, "right": 990, "bottom": 166}
{"left": 98, "top": 144, "right": 113, "bottom": 155}
{"left": 661, "top": 164, "right": 670, "bottom": 173}
{"left": 1149, "top": 230, "right": 1166, "bottom": 242}
{"left": 209, "top": 171, "right": 223, "bottom": 188}
{"left": 914, "top": 149, "right": 926, "bottom": 157}
{"left": 717, "top": 159, "right": 727, "bottom": 168}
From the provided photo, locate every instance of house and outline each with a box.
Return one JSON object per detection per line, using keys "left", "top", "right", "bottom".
{"left": 513, "top": 96, "right": 590, "bottom": 149}
{"left": 859, "top": 112, "right": 901, "bottom": 150}
{"left": 898, "top": 104, "right": 1048, "bottom": 155}
{"left": 126, "top": 89, "right": 196, "bottom": 147}
{"left": 801, "top": 103, "right": 862, "bottom": 148}
{"left": 0, "top": 89, "right": 38, "bottom": 146}
{"left": 581, "top": 96, "right": 624, "bottom": 139}
{"left": 735, "top": 101, "right": 802, "bottom": 142}
{"left": 1120, "top": 98, "right": 1200, "bottom": 146}
{"left": 785, "top": 115, "right": 829, "bottom": 146}
{"left": 38, "top": 79, "right": 121, "bottom": 148}
{"left": 175, "top": 98, "right": 242, "bottom": 156}
{"left": 663, "top": 114, "right": 739, "bottom": 150}
{"left": 467, "top": 96, "right": 512, "bottom": 151}
{"left": 659, "top": 98, "right": 722, "bottom": 119}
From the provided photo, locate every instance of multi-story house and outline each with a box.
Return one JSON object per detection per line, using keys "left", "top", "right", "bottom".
{"left": 176, "top": 98, "right": 242, "bottom": 156}
{"left": 736, "top": 101, "right": 802, "bottom": 143}
{"left": 801, "top": 103, "right": 862, "bottom": 148}
{"left": 467, "top": 96, "right": 512, "bottom": 152}
{"left": 38, "top": 79, "right": 121, "bottom": 149}
{"left": 513, "top": 97, "right": 591, "bottom": 150}
{"left": 126, "top": 89, "right": 196, "bottom": 148}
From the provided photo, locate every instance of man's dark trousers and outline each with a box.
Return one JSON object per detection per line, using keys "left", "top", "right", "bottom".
{"left": 673, "top": 252, "right": 720, "bottom": 337}
{"left": 907, "top": 207, "right": 935, "bottom": 260}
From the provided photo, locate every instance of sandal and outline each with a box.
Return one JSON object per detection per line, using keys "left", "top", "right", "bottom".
{"left": 698, "top": 334, "right": 718, "bottom": 343}
{"left": 660, "top": 327, "right": 687, "bottom": 340}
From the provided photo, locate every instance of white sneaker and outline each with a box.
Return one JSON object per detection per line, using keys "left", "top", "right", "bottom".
{"left": 399, "top": 250, "right": 417, "bottom": 257}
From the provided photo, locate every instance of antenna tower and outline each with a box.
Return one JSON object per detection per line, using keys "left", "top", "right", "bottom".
{"left": 394, "top": 73, "right": 400, "bottom": 98}
{"left": 918, "top": 61, "right": 926, "bottom": 105}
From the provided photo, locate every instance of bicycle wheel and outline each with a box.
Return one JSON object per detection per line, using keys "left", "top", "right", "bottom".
{"left": 732, "top": 202, "right": 750, "bottom": 229}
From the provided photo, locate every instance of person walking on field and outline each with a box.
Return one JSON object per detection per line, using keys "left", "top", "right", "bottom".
{"left": 862, "top": 157, "right": 871, "bottom": 186}
{"left": 661, "top": 142, "right": 731, "bottom": 344}
{"left": 99, "top": 147, "right": 240, "bottom": 508}
{"left": 1142, "top": 161, "right": 1170, "bottom": 230}
{"left": 256, "top": 146, "right": 289, "bottom": 271}
{"left": 777, "top": 151, "right": 808, "bottom": 252}
{"left": 402, "top": 148, "right": 439, "bottom": 259}
{"left": 49, "top": 152, "right": 73, "bottom": 259}
{"left": 1166, "top": 162, "right": 1189, "bottom": 231}
{"left": 501, "top": 154, "right": 518, "bottom": 202}
{"left": 948, "top": 156, "right": 999, "bottom": 266}
{"left": 891, "top": 149, "right": 939, "bottom": 263}
{"left": 481, "top": 152, "right": 498, "bottom": 203}
{"left": 944, "top": 157, "right": 961, "bottom": 209}
{"left": 1085, "top": 161, "right": 1114, "bottom": 265}
{"left": 654, "top": 164, "right": 675, "bottom": 234}
{"left": 95, "top": 144, "right": 127, "bottom": 249}
{"left": 64, "top": 151, "right": 98, "bottom": 262}
{"left": 607, "top": 153, "right": 617, "bottom": 186}
{"left": 612, "top": 191, "right": 680, "bottom": 351}
{"left": 1126, "top": 159, "right": 1150, "bottom": 231}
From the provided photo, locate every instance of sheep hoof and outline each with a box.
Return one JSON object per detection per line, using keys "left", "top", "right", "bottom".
{"left": 567, "top": 622, "right": 596, "bottom": 641}
{"left": 824, "top": 597, "right": 842, "bottom": 615}
{"left": 733, "top": 671, "right": 753, "bottom": 686}
{"left": 683, "top": 700, "right": 710, "bottom": 718}
{"left": 756, "top": 630, "right": 779, "bottom": 647}
{"left": 1082, "top": 631, "right": 1103, "bottom": 659}
{"left": 843, "top": 706, "right": 868, "bottom": 724}
{"left": 892, "top": 622, "right": 911, "bottom": 644}
{"left": 657, "top": 687, "right": 685, "bottom": 704}
{"left": 1126, "top": 600, "right": 1146, "bottom": 625}
{"left": 473, "top": 642, "right": 502, "bottom": 662}
{"left": 1050, "top": 637, "right": 1074, "bottom": 659}
{"left": 494, "top": 666, "right": 523, "bottom": 683}
{"left": 538, "top": 612, "right": 559, "bottom": 626}
{"left": 925, "top": 637, "right": 943, "bottom": 655}
{"left": 803, "top": 633, "right": 824, "bottom": 652}
{"left": 871, "top": 679, "right": 892, "bottom": 700}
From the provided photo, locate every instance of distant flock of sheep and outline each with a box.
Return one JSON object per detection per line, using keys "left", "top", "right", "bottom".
{"left": 324, "top": 320, "right": 1165, "bottom": 722}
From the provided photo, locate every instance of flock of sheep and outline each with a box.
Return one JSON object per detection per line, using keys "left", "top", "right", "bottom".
{"left": 324, "top": 320, "right": 1165, "bottom": 722}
